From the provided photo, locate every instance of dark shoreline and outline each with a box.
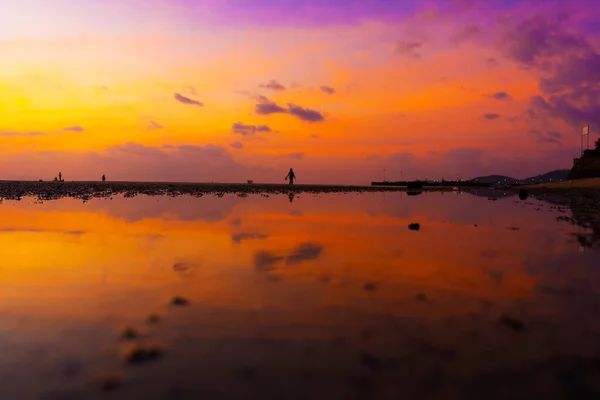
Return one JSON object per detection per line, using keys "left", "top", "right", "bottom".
{"left": 0, "top": 181, "right": 464, "bottom": 201}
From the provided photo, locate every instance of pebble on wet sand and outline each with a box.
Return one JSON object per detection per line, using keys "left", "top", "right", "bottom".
{"left": 416, "top": 293, "right": 429, "bottom": 302}
{"left": 126, "top": 344, "right": 163, "bottom": 364}
{"left": 499, "top": 315, "right": 526, "bottom": 332}
{"left": 408, "top": 223, "right": 420, "bottom": 231}
{"left": 94, "top": 373, "right": 124, "bottom": 391}
{"left": 147, "top": 313, "right": 160, "bottom": 324}
{"left": 171, "top": 296, "right": 190, "bottom": 306}
{"left": 363, "top": 283, "right": 377, "bottom": 291}
{"left": 121, "top": 327, "right": 138, "bottom": 340}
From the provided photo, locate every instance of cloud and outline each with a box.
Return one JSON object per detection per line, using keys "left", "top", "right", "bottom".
{"left": 538, "top": 53, "right": 600, "bottom": 95}
{"left": 451, "top": 24, "right": 480, "bottom": 43}
{"left": 533, "top": 129, "right": 563, "bottom": 145}
{"left": 232, "top": 122, "right": 273, "bottom": 136}
{"left": 259, "top": 79, "right": 285, "bottom": 91}
{"left": 255, "top": 100, "right": 288, "bottom": 115}
{"left": 0, "top": 131, "right": 45, "bottom": 137}
{"left": 63, "top": 125, "right": 84, "bottom": 132}
{"left": 229, "top": 141, "right": 243, "bottom": 149}
{"left": 483, "top": 113, "right": 501, "bottom": 120}
{"left": 489, "top": 91, "right": 511, "bottom": 100}
{"left": 287, "top": 103, "right": 325, "bottom": 122}
{"left": 395, "top": 41, "right": 422, "bottom": 59}
{"left": 496, "top": 12, "right": 600, "bottom": 130}
{"left": 319, "top": 85, "right": 335, "bottom": 94}
{"left": 254, "top": 94, "right": 270, "bottom": 103}
{"left": 184, "top": 86, "right": 198, "bottom": 95}
{"left": 232, "top": 232, "right": 268, "bottom": 243}
{"left": 254, "top": 97, "right": 325, "bottom": 122}
{"left": 286, "top": 243, "right": 324, "bottom": 265}
{"left": 529, "top": 95, "right": 600, "bottom": 128}
{"left": 310, "top": 134, "right": 319, "bottom": 139}
{"left": 0, "top": 142, "right": 275, "bottom": 183}
{"left": 147, "top": 120, "right": 163, "bottom": 130}
{"left": 288, "top": 152, "right": 304, "bottom": 160}
{"left": 499, "top": 14, "right": 590, "bottom": 66}
{"left": 486, "top": 57, "right": 498, "bottom": 67}
{"left": 174, "top": 93, "right": 203, "bottom": 107}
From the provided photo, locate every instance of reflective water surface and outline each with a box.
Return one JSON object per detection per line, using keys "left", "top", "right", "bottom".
{"left": 1, "top": 191, "right": 600, "bottom": 399}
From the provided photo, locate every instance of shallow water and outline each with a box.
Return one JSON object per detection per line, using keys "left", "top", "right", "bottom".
{"left": 1, "top": 191, "right": 600, "bottom": 399}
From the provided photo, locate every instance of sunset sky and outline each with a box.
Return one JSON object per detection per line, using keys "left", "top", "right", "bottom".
{"left": 1, "top": 0, "right": 599, "bottom": 184}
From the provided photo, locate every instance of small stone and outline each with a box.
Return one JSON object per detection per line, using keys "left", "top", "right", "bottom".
{"left": 499, "top": 315, "right": 525, "bottom": 332}
{"left": 408, "top": 223, "right": 420, "bottom": 231}
{"left": 147, "top": 314, "right": 160, "bottom": 324}
{"left": 121, "top": 327, "right": 138, "bottom": 340}
{"left": 95, "top": 373, "right": 124, "bottom": 391}
{"left": 126, "top": 344, "right": 163, "bottom": 364}
{"left": 363, "top": 283, "right": 377, "bottom": 291}
{"left": 171, "top": 296, "right": 190, "bottom": 306}
{"left": 416, "top": 293, "right": 428, "bottom": 302}
{"left": 359, "top": 352, "right": 381, "bottom": 371}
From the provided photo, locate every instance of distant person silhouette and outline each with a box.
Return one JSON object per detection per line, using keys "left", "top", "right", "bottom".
{"left": 58, "top": 172, "right": 62, "bottom": 181}
{"left": 285, "top": 168, "right": 296, "bottom": 185}
{"left": 102, "top": 174, "right": 106, "bottom": 182}
{"left": 53, "top": 177, "right": 58, "bottom": 182}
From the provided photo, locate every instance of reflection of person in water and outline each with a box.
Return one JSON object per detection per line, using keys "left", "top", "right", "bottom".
{"left": 285, "top": 168, "right": 296, "bottom": 185}
{"left": 288, "top": 192, "right": 295, "bottom": 203}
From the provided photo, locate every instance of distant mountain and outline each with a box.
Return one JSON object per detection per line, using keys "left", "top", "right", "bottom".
{"left": 520, "top": 169, "right": 570, "bottom": 185}
{"left": 472, "top": 169, "right": 570, "bottom": 185}
{"left": 471, "top": 175, "right": 521, "bottom": 185}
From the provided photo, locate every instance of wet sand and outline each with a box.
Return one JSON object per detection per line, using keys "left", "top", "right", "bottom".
{"left": 2, "top": 189, "right": 600, "bottom": 398}
{"left": 0, "top": 180, "right": 457, "bottom": 201}
{"left": 518, "top": 177, "right": 600, "bottom": 191}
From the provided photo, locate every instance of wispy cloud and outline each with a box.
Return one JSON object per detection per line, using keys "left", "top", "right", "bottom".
{"left": 533, "top": 129, "right": 563, "bottom": 144}
{"left": 483, "top": 113, "right": 501, "bottom": 120}
{"left": 174, "top": 93, "right": 203, "bottom": 107}
{"left": 147, "top": 120, "right": 163, "bottom": 130}
{"left": 288, "top": 152, "right": 304, "bottom": 159}
{"left": 229, "top": 141, "right": 243, "bottom": 149}
{"left": 63, "top": 125, "right": 84, "bottom": 132}
{"left": 451, "top": 24, "right": 480, "bottom": 43}
{"left": 395, "top": 41, "right": 422, "bottom": 59}
{"left": 259, "top": 79, "right": 285, "bottom": 91}
{"left": 255, "top": 99, "right": 288, "bottom": 115}
{"left": 232, "top": 122, "right": 272, "bottom": 136}
{"left": 319, "top": 85, "right": 335, "bottom": 94}
{"left": 488, "top": 92, "right": 512, "bottom": 100}
{"left": 0, "top": 131, "right": 45, "bottom": 137}
{"left": 287, "top": 103, "right": 325, "bottom": 122}
{"left": 232, "top": 232, "right": 269, "bottom": 243}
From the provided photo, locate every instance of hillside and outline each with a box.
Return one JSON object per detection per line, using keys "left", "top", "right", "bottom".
{"left": 472, "top": 169, "right": 569, "bottom": 185}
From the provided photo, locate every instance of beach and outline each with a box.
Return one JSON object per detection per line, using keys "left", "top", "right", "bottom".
{"left": 517, "top": 177, "right": 600, "bottom": 190}
{"left": 0, "top": 180, "right": 458, "bottom": 201}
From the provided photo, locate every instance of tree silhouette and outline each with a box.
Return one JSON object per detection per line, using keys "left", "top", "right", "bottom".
{"left": 596, "top": 138, "right": 600, "bottom": 151}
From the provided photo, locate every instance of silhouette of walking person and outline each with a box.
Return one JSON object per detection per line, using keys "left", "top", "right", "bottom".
{"left": 58, "top": 172, "right": 62, "bottom": 182}
{"left": 102, "top": 174, "right": 106, "bottom": 182}
{"left": 285, "top": 168, "right": 296, "bottom": 185}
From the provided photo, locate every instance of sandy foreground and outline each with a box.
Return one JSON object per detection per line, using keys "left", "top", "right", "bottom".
{"left": 0, "top": 181, "right": 456, "bottom": 201}
{"left": 518, "top": 177, "right": 600, "bottom": 190}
